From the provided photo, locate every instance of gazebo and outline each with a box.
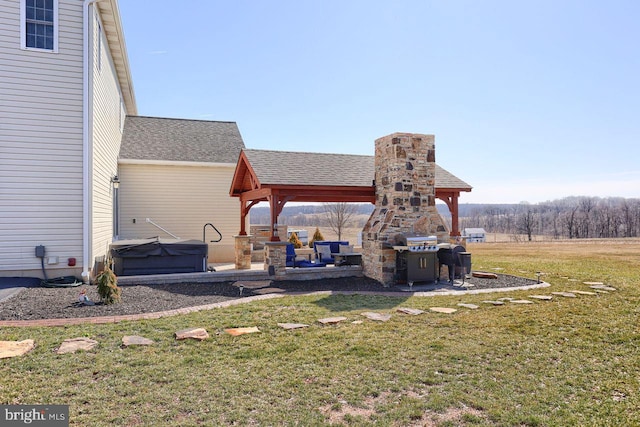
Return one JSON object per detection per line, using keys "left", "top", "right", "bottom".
{"left": 229, "top": 148, "right": 472, "bottom": 240}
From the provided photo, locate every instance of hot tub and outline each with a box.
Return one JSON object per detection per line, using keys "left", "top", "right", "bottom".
{"left": 110, "top": 238, "right": 208, "bottom": 276}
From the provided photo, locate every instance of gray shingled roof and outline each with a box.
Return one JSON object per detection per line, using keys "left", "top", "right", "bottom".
{"left": 120, "top": 116, "right": 245, "bottom": 163}
{"left": 434, "top": 164, "right": 472, "bottom": 190}
{"left": 242, "top": 149, "right": 472, "bottom": 190}
{"left": 243, "top": 149, "right": 374, "bottom": 187}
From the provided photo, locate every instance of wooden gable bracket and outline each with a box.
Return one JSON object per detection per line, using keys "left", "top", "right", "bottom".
{"left": 436, "top": 190, "right": 461, "bottom": 237}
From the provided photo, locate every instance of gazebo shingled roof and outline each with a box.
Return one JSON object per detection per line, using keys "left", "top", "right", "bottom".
{"left": 230, "top": 148, "right": 472, "bottom": 239}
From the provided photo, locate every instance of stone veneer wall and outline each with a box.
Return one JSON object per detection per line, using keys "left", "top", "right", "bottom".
{"left": 263, "top": 242, "right": 288, "bottom": 277}
{"left": 362, "top": 132, "right": 449, "bottom": 285}
{"left": 234, "top": 235, "right": 253, "bottom": 270}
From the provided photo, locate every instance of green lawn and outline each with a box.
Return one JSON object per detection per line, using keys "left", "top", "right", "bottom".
{"left": 2, "top": 239, "right": 639, "bottom": 426}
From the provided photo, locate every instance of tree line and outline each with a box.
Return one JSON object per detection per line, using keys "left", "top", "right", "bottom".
{"left": 250, "top": 204, "right": 373, "bottom": 228}
{"left": 249, "top": 197, "right": 640, "bottom": 240}
{"left": 460, "top": 196, "right": 640, "bottom": 240}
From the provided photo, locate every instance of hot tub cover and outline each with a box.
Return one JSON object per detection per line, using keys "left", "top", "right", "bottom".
{"left": 110, "top": 238, "right": 208, "bottom": 276}
{"left": 111, "top": 238, "right": 207, "bottom": 258}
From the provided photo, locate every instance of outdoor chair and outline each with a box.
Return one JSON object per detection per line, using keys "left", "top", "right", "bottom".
{"left": 313, "top": 241, "right": 349, "bottom": 264}
{"left": 286, "top": 243, "right": 326, "bottom": 268}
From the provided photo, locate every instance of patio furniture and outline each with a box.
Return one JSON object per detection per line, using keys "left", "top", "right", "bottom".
{"left": 332, "top": 252, "right": 362, "bottom": 266}
{"left": 287, "top": 243, "right": 326, "bottom": 268}
{"left": 313, "top": 241, "right": 349, "bottom": 264}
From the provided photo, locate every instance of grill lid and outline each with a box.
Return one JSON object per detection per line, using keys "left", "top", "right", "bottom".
{"left": 394, "top": 234, "right": 438, "bottom": 252}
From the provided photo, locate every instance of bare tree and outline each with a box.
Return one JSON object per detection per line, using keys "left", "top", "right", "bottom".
{"left": 323, "top": 202, "right": 358, "bottom": 240}
{"left": 517, "top": 204, "right": 536, "bottom": 241}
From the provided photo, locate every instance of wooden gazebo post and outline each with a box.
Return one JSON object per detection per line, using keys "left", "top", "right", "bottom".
{"left": 436, "top": 190, "right": 461, "bottom": 237}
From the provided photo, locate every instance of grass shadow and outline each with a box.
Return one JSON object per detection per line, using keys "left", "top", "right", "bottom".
{"left": 312, "top": 292, "right": 410, "bottom": 312}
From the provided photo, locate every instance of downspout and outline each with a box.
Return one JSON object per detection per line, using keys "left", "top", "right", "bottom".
{"left": 82, "top": 0, "right": 99, "bottom": 283}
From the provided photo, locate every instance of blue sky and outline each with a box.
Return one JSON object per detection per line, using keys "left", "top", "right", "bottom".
{"left": 118, "top": 0, "right": 639, "bottom": 204}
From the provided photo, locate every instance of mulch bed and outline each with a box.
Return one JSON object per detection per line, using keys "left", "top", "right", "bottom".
{"left": 0, "top": 274, "right": 538, "bottom": 321}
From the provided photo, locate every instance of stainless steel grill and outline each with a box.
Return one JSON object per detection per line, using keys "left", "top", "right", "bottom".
{"left": 405, "top": 236, "right": 438, "bottom": 252}
{"left": 393, "top": 235, "right": 439, "bottom": 285}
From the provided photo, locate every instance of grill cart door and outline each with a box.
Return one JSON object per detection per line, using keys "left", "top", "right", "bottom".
{"left": 406, "top": 252, "right": 438, "bottom": 283}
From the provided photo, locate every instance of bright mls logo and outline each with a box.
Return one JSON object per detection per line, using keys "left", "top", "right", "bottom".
{"left": 1, "top": 405, "right": 68, "bottom": 426}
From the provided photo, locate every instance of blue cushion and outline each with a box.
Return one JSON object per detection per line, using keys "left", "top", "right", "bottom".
{"left": 297, "top": 260, "right": 326, "bottom": 268}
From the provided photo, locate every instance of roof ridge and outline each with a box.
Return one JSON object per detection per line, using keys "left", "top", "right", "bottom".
{"left": 243, "top": 148, "right": 373, "bottom": 158}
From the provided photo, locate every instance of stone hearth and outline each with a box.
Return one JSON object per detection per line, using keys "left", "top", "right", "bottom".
{"left": 362, "top": 132, "right": 449, "bottom": 285}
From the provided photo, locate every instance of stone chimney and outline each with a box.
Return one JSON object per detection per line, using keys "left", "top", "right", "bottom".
{"left": 362, "top": 133, "right": 449, "bottom": 285}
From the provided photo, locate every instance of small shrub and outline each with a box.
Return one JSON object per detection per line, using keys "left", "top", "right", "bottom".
{"left": 288, "top": 232, "right": 303, "bottom": 249}
{"left": 310, "top": 227, "right": 325, "bottom": 248}
{"left": 96, "top": 263, "right": 121, "bottom": 305}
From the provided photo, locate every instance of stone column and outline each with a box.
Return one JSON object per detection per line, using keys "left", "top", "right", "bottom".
{"left": 362, "top": 132, "right": 449, "bottom": 286}
{"left": 234, "top": 235, "right": 253, "bottom": 270}
{"left": 264, "top": 242, "right": 288, "bottom": 277}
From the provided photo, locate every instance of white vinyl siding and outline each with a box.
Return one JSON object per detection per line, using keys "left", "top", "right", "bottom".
{"left": 118, "top": 163, "right": 243, "bottom": 263}
{"left": 0, "top": 0, "right": 84, "bottom": 274}
{"left": 90, "top": 9, "right": 126, "bottom": 267}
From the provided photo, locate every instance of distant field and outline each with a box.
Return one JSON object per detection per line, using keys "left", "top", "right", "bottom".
{"left": 298, "top": 226, "right": 635, "bottom": 246}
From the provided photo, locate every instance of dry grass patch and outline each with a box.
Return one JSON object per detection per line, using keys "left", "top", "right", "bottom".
{"left": 319, "top": 390, "right": 488, "bottom": 426}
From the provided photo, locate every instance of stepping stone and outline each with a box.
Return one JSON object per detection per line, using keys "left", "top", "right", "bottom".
{"left": 57, "top": 337, "right": 98, "bottom": 354}
{"left": 551, "top": 292, "right": 577, "bottom": 298}
{"left": 593, "top": 289, "right": 609, "bottom": 294}
{"left": 397, "top": 307, "right": 425, "bottom": 315}
{"left": 225, "top": 327, "right": 260, "bottom": 336}
{"left": 277, "top": 323, "right": 309, "bottom": 330}
{"left": 351, "top": 320, "right": 364, "bottom": 325}
{"left": 122, "top": 335, "right": 154, "bottom": 347}
{"left": 510, "top": 299, "right": 534, "bottom": 304}
{"left": 361, "top": 312, "right": 392, "bottom": 322}
{"left": 529, "top": 295, "right": 553, "bottom": 300}
{"left": 583, "top": 281, "right": 604, "bottom": 286}
{"left": 457, "top": 303, "right": 479, "bottom": 309}
{"left": 253, "top": 287, "right": 286, "bottom": 295}
{"left": 498, "top": 297, "right": 514, "bottom": 301}
{"left": 589, "top": 284, "right": 617, "bottom": 291}
{"left": 482, "top": 300, "right": 505, "bottom": 306}
{"left": 175, "top": 327, "right": 209, "bottom": 341}
{"left": 318, "top": 316, "right": 347, "bottom": 325}
{"left": 233, "top": 280, "right": 272, "bottom": 289}
{"left": 570, "top": 290, "right": 598, "bottom": 296}
{"left": 0, "top": 340, "right": 35, "bottom": 359}
{"left": 429, "top": 307, "right": 457, "bottom": 314}
{"left": 474, "top": 272, "right": 498, "bottom": 279}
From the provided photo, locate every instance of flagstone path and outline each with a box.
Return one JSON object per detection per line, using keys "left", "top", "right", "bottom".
{"left": 175, "top": 327, "right": 209, "bottom": 341}
{"left": 0, "top": 279, "right": 617, "bottom": 359}
{"left": 56, "top": 337, "right": 98, "bottom": 354}
{"left": 225, "top": 327, "right": 260, "bottom": 336}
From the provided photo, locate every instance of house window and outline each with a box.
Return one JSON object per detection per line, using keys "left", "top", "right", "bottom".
{"left": 22, "top": 0, "right": 58, "bottom": 52}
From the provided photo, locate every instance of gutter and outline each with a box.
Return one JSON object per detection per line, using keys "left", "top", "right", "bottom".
{"left": 82, "top": 0, "right": 99, "bottom": 283}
